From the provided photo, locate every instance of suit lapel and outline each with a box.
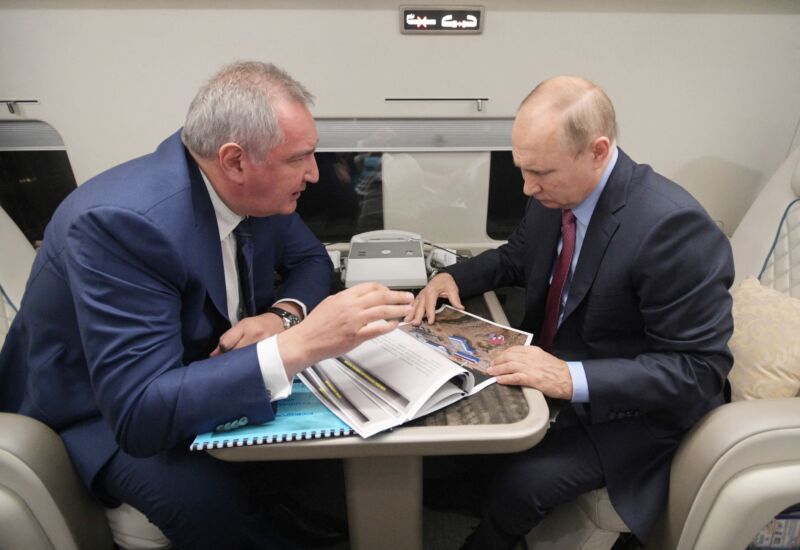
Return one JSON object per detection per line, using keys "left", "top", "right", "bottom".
{"left": 561, "top": 150, "right": 633, "bottom": 321}
{"left": 185, "top": 148, "right": 230, "bottom": 322}
{"left": 520, "top": 203, "right": 561, "bottom": 333}
{"left": 528, "top": 205, "right": 561, "bottom": 298}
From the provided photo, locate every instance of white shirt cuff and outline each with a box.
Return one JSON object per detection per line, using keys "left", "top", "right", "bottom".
{"left": 566, "top": 361, "right": 590, "bottom": 403}
{"left": 256, "top": 335, "right": 292, "bottom": 402}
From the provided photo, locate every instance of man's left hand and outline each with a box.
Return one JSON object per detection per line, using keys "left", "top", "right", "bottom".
{"left": 487, "top": 345, "right": 573, "bottom": 400}
{"left": 210, "top": 313, "right": 285, "bottom": 356}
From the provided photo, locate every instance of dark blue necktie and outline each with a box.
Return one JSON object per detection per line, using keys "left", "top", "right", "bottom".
{"left": 233, "top": 218, "right": 256, "bottom": 319}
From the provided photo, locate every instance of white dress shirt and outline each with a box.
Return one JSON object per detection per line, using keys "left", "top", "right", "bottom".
{"left": 199, "top": 170, "right": 300, "bottom": 401}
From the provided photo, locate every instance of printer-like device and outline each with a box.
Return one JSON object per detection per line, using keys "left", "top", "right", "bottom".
{"left": 344, "top": 230, "right": 428, "bottom": 289}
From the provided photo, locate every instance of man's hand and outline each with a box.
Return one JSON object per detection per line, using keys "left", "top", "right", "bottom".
{"left": 210, "top": 313, "right": 284, "bottom": 357}
{"left": 405, "top": 272, "right": 464, "bottom": 325}
{"left": 488, "top": 345, "right": 573, "bottom": 400}
{"left": 278, "top": 282, "right": 415, "bottom": 378}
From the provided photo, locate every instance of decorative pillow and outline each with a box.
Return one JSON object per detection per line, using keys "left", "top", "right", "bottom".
{"left": 728, "top": 277, "right": 800, "bottom": 400}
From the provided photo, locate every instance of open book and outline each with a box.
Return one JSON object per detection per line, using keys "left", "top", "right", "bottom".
{"left": 298, "top": 305, "right": 532, "bottom": 438}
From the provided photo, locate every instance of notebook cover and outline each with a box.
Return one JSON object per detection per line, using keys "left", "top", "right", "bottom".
{"left": 190, "top": 379, "right": 354, "bottom": 450}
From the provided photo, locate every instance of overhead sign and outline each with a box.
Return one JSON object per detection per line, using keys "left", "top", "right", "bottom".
{"left": 400, "top": 6, "right": 484, "bottom": 34}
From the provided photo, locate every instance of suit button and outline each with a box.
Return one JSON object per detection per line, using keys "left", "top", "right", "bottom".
{"left": 238, "top": 416, "right": 249, "bottom": 427}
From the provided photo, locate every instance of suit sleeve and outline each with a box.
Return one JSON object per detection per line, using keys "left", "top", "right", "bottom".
{"left": 65, "top": 206, "right": 276, "bottom": 457}
{"left": 583, "top": 206, "right": 734, "bottom": 424}
{"left": 446, "top": 200, "right": 532, "bottom": 296}
{"left": 270, "top": 213, "right": 333, "bottom": 311}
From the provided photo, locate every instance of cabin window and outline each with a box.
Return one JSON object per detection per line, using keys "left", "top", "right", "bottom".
{"left": 297, "top": 152, "right": 384, "bottom": 243}
{"left": 0, "top": 120, "right": 77, "bottom": 247}
{"left": 486, "top": 150, "right": 526, "bottom": 240}
{"left": 298, "top": 118, "right": 526, "bottom": 243}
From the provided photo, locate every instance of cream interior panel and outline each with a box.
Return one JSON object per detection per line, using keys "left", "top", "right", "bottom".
{"left": 1, "top": 1, "right": 799, "bottom": 239}
{"left": 382, "top": 152, "right": 491, "bottom": 244}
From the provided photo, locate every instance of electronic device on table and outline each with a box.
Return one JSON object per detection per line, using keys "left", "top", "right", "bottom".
{"left": 344, "top": 230, "right": 428, "bottom": 289}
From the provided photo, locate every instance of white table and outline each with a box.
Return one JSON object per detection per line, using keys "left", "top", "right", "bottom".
{"left": 210, "top": 291, "right": 550, "bottom": 550}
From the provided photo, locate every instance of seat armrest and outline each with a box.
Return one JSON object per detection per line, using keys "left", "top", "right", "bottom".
{"left": 647, "top": 398, "right": 800, "bottom": 550}
{"left": 0, "top": 412, "right": 113, "bottom": 550}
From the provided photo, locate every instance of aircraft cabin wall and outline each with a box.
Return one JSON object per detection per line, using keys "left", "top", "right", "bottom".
{"left": 1, "top": 0, "right": 799, "bottom": 242}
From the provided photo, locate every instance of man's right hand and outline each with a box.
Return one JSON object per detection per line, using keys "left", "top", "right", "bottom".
{"left": 405, "top": 272, "right": 464, "bottom": 326}
{"left": 277, "top": 282, "right": 414, "bottom": 378}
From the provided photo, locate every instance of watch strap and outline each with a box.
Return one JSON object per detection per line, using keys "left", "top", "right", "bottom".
{"left": 268, "top": 306, "right": 301, "bottom": 328}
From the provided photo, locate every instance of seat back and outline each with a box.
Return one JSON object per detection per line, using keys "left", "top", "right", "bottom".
{"left": 730, "top": 145, "right": 800, "bottom": 294}
{"left": 0, "top": 205, "right": 37, "bottom": 345}
{"left": 647, "top": 146, "right": 800, "bottom": 549}
{"left": 646, "top": 399, "right": 800, "bottom": 550}
{"left": 0, "top": 413, "right": 115, "bottom": 550}
{"left": 758, "top": 194, "right": 800, "bottom": 298}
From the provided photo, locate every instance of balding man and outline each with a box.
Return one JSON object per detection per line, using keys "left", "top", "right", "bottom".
{"left": 409, "top": 76, "right": 734, "bottom": 548}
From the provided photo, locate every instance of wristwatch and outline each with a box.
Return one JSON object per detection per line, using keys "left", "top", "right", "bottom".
{"left": 268, "top": 307, "right": 301, "bottom": 329}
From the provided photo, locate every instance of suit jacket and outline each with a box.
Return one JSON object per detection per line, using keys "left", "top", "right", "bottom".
{"left": 0, "top": 131, "right": 333, "bottom": 487}
{"left": 446, "top": 148, "right": 734, "bottom": 541}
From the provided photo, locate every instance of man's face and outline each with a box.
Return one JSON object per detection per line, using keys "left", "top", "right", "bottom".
{"left": 240, "top": 99, "right": 319, "bottom": 217}
{"left": 511, "top": 109, "right": 600, "bottom": 210}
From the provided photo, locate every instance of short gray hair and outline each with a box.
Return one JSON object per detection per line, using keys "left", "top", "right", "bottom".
{"left": 521, "top": 76, "right": 617, "bottom": 157}
{"left": 181, "top": 61, "right": 314, "bottom": 159}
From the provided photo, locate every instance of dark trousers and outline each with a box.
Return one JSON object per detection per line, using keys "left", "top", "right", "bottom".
{"left": 466, "top": 410, "right": 606, "bottom": 549}
{"left": 96, "top": 446, "right": 297, "bottom": 549}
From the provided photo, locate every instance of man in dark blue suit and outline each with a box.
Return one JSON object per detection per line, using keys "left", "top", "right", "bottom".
{"left": 0, "top": 61, "right": 414, "bottom": 548}
{"left": 410, "top": 76, "right": 734, "bottom": 548}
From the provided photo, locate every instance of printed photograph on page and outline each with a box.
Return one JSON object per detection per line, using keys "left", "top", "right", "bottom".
{"left": 399, "top": 305, "right": 532, "bottom": 387}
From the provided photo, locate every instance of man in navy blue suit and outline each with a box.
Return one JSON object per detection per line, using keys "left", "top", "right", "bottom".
{"left": 0, "top": 61, "right": 414, "bottom": 548}
{"left": 410, "top": 76, "right": 734, "bottom": 548}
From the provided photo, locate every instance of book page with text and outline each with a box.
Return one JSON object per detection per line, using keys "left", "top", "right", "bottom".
{"left": 343, "top": 328, "right": 469, "bottom": 418}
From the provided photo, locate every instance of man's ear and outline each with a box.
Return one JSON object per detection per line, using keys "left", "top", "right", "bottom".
{"left": 590, "top": 136, "right": 611, "bottom": 165}
{"left": 218, "top": 142, "right": 246, "bottom": 183}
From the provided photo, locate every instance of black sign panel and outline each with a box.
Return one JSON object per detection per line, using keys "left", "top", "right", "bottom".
{"left": 400, "top": 6, "right": 484, "bottom": 34}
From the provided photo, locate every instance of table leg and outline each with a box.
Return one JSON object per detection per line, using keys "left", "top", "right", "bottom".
{"left": 344, "top": 455, "right": 423, "bottom": 550}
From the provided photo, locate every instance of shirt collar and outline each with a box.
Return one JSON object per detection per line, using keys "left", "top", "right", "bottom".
{"left": 572, "top": 145, "right": 618, "bottom": 227}
{"left": 198, "top": 168, "right": 243, "bottom": 241}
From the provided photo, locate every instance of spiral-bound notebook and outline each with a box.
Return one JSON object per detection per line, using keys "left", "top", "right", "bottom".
{"left": 190, "top": 379, "right": 354, "bottom": 451}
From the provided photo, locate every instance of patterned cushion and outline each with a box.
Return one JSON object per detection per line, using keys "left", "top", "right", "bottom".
{"left": 728, "top": 277, "right": 800, "bottom": 400}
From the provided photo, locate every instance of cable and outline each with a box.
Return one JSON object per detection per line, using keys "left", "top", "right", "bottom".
{"left": 0, "top": 284, "right": 18, "bottom": 314}
{"left": 423, "top": 240, "right": 470, "bottom": 260}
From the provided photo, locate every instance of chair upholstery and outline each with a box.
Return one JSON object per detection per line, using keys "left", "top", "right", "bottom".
{"left": 524, "top": 489, "right": 627, "bottom": 550}
{"left": 0, "top": 204, "right": 36, "bottom": 313}
{"left": 0, "top": 413, "right": 114, "bottom": 550}
{"left": 646, "top": 398, "right": 800, "bottom": 550}
{"left": 0, "top": 204, "right": 36, "bottom": 344}
{"left": 104, "top": 503, "right": 172, "bottom": 549}
{"left": 528, "top": 145, "right": 800, "bottom": 550}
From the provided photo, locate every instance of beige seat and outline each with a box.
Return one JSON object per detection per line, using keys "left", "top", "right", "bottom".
{"left": 527, "top": 145, "right": 800, "bottom": 550}
{"left": 0, "top": 205, "right": 170, "bottom": 549}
